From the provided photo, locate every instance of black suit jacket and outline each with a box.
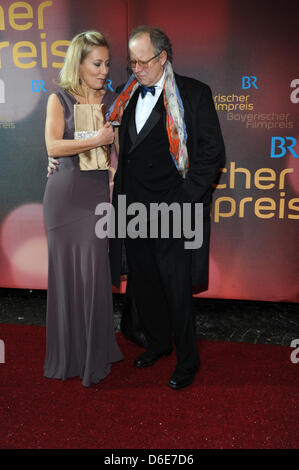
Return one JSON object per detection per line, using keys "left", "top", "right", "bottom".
{"left": 110, "top": 73, "right": 225, "bottom": 289}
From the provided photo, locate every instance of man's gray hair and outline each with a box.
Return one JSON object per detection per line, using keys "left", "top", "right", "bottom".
{"left": 129, "top": 25, "right": 173, "bottom": 63}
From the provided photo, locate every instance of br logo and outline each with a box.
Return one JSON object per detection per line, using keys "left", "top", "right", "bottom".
{"left": 271, "top": 137, "right": 298, "bottom": 158}
{"left": 242, "top": 76, "right": 258, "bottom": 89}
{"left": 32, "top": 80, "right": 46, "bottom": 92}
{"left": 104, "top": 79, "right": 114, "bottom": 92}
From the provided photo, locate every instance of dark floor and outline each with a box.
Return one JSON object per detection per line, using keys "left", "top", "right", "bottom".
{"left": 0, "top": 288, "right": 298, "bottom": 347}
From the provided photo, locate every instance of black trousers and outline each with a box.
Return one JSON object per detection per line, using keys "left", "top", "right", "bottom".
{"left": 124, "top": 221, "right": 199, "bottom": 371}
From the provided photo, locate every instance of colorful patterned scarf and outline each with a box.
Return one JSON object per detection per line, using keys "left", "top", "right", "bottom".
{"left": 106, "top": 61, "right": 189, "bottom": 177}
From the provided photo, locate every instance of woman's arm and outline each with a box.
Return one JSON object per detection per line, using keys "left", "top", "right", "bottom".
{"left": 45, "top": 93, "right": 114, "bottom": 158}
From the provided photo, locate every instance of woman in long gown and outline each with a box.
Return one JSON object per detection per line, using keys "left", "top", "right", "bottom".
{"left": 43, "top": 31, "right": 123, "bottom": 387}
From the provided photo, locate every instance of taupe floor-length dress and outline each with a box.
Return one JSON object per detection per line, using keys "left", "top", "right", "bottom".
{"left": 43, "top": 88, "right": 123, "bottom": 387}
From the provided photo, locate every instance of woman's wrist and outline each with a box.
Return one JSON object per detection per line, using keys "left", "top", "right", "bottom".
{"left": 85, "top": 134, "right": 99, "bottom": 149}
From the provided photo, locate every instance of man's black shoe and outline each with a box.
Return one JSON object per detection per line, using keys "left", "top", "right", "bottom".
{"left": 168, "top": 365, "right": 199, "bottom": 390}
{"left": 133, "top": 349, "right": 172, "bottom": 368}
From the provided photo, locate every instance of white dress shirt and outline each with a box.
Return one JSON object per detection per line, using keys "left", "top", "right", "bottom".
{"left": 135, "top": 70, "right": 166, "bottom": 134}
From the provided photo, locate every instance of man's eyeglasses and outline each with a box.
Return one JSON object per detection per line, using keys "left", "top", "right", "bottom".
{"left": 127, "top": 52, "right": 161, "bottom": 69}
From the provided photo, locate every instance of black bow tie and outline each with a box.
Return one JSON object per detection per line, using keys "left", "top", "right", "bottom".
{"left": 139, "top": 84, "right": 156, "bottom": 98}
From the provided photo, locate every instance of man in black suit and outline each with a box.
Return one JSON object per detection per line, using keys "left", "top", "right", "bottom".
{"left": 110, "top": 26, "right": 225, "bottom": 389}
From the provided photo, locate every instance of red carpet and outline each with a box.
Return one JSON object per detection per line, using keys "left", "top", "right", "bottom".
{"left": 0, "top": 323, "right": 299, "bottom": 449}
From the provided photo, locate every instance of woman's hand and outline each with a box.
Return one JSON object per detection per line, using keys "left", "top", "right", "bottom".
{"left": 94, "top": 122, "right": 114, "bottom": 147}
{"left": 47, "top": 157, "right": 59, "bottom": 177}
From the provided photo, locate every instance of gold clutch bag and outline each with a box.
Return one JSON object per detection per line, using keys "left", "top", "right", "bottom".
{"left": 74, "top": 103, "right": 110, "bottom": 171}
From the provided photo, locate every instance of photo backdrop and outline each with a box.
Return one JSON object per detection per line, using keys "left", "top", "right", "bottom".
{"left": 0, "top": 0, "right": 298, "bottom": 302}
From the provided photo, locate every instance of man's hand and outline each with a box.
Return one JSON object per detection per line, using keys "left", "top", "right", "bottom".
{"left": 47, "top": 157, "right": 59, "bottom": 177}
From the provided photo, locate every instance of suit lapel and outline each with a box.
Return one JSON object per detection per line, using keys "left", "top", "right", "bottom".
{"left": 118, "top": 88, "right": 139, "bottom": 160}
{"left": 127, "top": 109, "right": 138, "bottom": 144}
{"left": 129, "top": 95, "right": 163, "bottom": 153}
{"left": 120, "top": 88, "right": 164, "bottom": 155}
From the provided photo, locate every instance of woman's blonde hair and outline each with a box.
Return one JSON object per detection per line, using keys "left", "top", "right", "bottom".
{"left": 59, "top": 31, "right": 109, "bottom": 96}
